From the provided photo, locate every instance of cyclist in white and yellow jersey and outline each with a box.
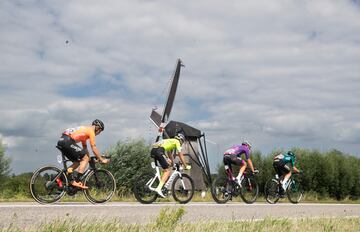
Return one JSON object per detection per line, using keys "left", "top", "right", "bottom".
{"left": 150, "top": 133, "right": 191, "bottom": 197}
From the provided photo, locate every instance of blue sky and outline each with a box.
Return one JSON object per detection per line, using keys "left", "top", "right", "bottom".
{"left": 1, "top": 0, "right": 360, "bottom": 173}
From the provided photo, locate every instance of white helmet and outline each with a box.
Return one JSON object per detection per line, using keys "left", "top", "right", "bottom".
{"left": 175, "top": 133, "right": 185, "bottom": 143}
{"left": 242, "top": 140, "right": 252, "bottom": 149}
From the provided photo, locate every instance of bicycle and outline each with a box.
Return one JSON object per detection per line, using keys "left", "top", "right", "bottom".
{"left": 264, "top": 172, "right": 304, "bottom": 204}
{"left": 133, "top": 161, "right": 194, "bottom": 204}
{"left": 211, "top": 165, "right": 259, "bottom": 204}
{"left": 29, "top": 145, "right": 116, "bottom": 204}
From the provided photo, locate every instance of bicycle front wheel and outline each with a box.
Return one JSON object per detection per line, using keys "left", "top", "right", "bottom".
{"left": 133, "top": 172, "right": 159, "bottom": 204}
{"left": 211, "top": 176, "right": 231, "bottom": 204}
{"left": 29, "top": 166, "right": 67, "bottom": 204}
{"left": 171, "top": 173, "right": 194, "bottom": 204}
{"left": 265, "top": 179, "right": 280, "bottom": 204}
{"left": 287, "top": 180, "right": 303, "bottom": 204}
{"left": 240, "top": 176, "right": 259, "bottom": 204}
{"left": 83, "top": 169, "right": 116, "bottom": 204}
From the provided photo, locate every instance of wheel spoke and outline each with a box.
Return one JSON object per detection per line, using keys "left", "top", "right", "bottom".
{"left": 240, "top": 176, "right": 258, "bottom": 204}
{"left": 84, "top": 170, "right": 116, "bottom": 203}
{"left": 172, "top": 174, "right": 194, "bottom": 204}
{"left": 211, "top": 176, "right": 231, "bottom": 204}
{"left": 30, "top": 166, "right": 66, "bottom": 204}
{"left": 287, "top": 180, "right": 303, "bottom": 204}
{"left": 265, "top": 179, "right": 280, "bottom": 204}
{"left": 133, "top": 173, "right": 158, "bottom": 204}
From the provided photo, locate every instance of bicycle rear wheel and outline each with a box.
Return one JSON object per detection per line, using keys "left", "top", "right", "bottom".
{"left": 83, "top": 169, "right": 116, "bottom": 203}
{"left": 287, "top": 180, "right": 303, "bottom": 204}
{"left": 171, "top": 173, "right": 194, "bottom": 204}
{"left": 265, "top": 179, "right": 280, "bottom": 204}
{"left": 239, "top": 176, "right": 259, "bottom": 204}
{"left": 30, "top": 166, "right": 67, "bottom": 204}
{"left": 211, "top": 176, "right": 231, "bottom": 204}
{"left": 133, "top": 172, "right": 159, "bottom": 204}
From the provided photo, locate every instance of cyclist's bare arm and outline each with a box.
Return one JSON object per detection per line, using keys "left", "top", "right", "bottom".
{"left": 91, "top": 144, "right": 108, "bottom": 163}
{"left": 246, "top": 158, "right": 255, "bottom": 172}
{"left": 293, "top": 166, "right": 300, "bottom": 173}
{"left": 167, "top": 151, "right": 174, "bottom": 166}
{"left": 177, "top": 152, "right": 188, "bottom": 166}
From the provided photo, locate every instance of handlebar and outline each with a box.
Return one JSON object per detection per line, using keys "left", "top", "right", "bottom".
{"left": 244, "top": 169, "right": 260, "bottom": 176}
{"left": 90, "top": 156, "right": 111, "bottom": 163}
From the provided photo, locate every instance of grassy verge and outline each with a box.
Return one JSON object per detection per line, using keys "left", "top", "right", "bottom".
{"left": 1, "top": 207, "right": 360, "bottom": 232}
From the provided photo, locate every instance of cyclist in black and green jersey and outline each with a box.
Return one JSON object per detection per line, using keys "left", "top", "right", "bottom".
{"left": 273, "top": 151, "right": 301, "bottom": 197}
{"left": 150, "top": 133, "right": 191, "bottom": 197}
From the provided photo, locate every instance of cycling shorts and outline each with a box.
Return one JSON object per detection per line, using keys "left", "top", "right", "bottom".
{"left": 57, "top": 135, "right": 88, "bottom": 162}
{"left": 150, "top": 147, "right": 170, "bottom": 169}
{"left": 223, "top": 154, "right": 245, "bottom": 170}
{"left": 273, "top": 160, "right": 291, "bottom": 176}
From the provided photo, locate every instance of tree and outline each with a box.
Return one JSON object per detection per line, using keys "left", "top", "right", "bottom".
{"left": 105, "top": 139, "right": 151, "bottom": 195}
{"left": 0, "top": 139, "right": 11, "bottom": 186}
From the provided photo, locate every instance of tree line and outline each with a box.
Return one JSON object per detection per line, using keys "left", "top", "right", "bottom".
{"left": 0, "top": 139, "right": 359, "bottom": 200}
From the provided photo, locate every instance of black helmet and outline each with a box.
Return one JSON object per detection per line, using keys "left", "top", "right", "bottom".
{"left": 92, "top": 119, "right": 104, "bottom": 131}
{"left": 287, "top": 151, "right": 296, "bottom": 158}
{"left": 175, "top": 133, "right": 185, "bottom": 143}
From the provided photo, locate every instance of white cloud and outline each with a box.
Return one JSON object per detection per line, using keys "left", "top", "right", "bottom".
{"left": 1, "top": 0, "right": 360, "bottom": 173}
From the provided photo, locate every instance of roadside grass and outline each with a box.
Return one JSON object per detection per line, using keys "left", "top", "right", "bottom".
{"left": 1, "top": 190, "right": 360, "bottom": 203}
{"left": 1, "top": 207, "right": 360, "bottom": 232}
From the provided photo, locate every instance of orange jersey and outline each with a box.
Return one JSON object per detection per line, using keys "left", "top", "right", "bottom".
{"left": 63, "top": 126, "right": 96, "bottom": 147}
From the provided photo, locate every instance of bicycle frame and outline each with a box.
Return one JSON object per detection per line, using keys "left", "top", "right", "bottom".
{"left": 147, "top": 162, "right": 184, "bottom": 192}
{"left": 275, "top": 173, "right": 298, "bottom": 191}
{"left": 224, "top": 165, "right": 251, "bottom": 183}
{"left": 51, "top": 148, "right": 107, "bottom": 191}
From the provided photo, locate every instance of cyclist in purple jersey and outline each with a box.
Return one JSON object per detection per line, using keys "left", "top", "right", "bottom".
{"left": 223, "top": 141, "right": 258, "bottom": 184}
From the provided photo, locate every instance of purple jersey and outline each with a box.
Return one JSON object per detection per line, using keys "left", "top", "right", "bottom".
{"left": 224, "top": 145, "right": 250, "bottom": 160}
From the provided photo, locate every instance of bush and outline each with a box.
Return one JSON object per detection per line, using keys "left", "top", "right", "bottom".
{"left": 0, "top": 139, "right": 11, "bottom": 188}
{"left": 105, "top": 138, "right": 152, "bottom": 195}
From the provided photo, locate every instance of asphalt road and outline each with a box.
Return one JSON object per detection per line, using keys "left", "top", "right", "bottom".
{"left": 0, "top": 202, "right": 359, "bottom": 228}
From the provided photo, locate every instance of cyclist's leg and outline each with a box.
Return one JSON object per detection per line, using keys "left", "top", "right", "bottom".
{"left": 273, "top": 161, "right": 286, "bottom": 196}
{"left": 273, "top": 161, "right": 283, "bottom": 179}
{"left": 223, "top": 155, "right": 234, "bottom": 178}
{"left": 282, "top": 164, "right": 292, "bottom": 189}
{"left": 71, "top": 151, "right": 89, "bottom": 189}
{"left": 228, "top": 155, "right": 245, "bottom": 181}
{"left": 238, "top": 160, "right": 246, "bottom": 179}
{"left": 77, "top": 152, "right": 90, "bottom": 173}
{"left": 151, "top": 147, "right": 170, "bottom": 197}
{"left": 58, "top": 136, "right": 89, "bottom": 189}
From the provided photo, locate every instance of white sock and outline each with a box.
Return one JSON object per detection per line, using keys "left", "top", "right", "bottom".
{"left": 236, "top": 173, "right": 243, "bottom": 181}
{"left": 282, "top": 179, "right": 288, "bottom": 190}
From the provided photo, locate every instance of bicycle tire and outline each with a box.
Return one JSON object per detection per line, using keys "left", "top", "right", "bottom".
{"left": 133, "top": 172, "right": 159, "bottom": 204}
{"left": 265, "top": 179, "right": 280, "bottom": 204}
{"left": 171, "top": 173, "right": 194, "bottom": 204}
{"left": 239, "top": 176, "right": 259, "bottom": 204}
{"left": 83, "top": 169, "right": 116, "bottom": 204}
{"left": 211, "top": 176, "right": 231, "bottom": 204}
{"left": 29, "top": 165, "right": 67, "bottom": 204}
{"left": 287, "top": 179, "right": 304, "bottom": 204}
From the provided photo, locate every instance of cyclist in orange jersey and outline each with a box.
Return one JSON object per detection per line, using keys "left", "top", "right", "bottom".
{"left": 57, "top": 119, "right": 109, "bottom": 189}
